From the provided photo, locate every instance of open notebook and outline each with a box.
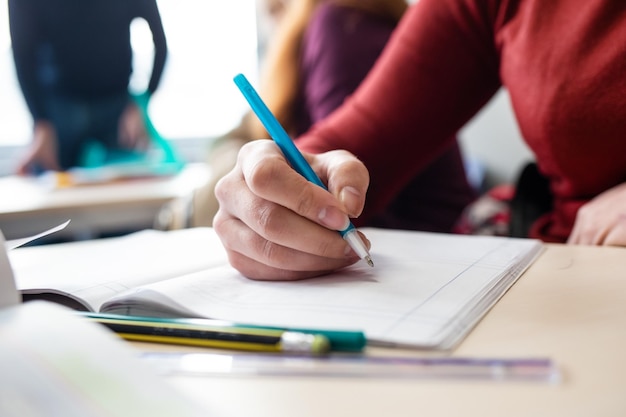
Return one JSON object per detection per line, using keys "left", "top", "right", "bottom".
{"left": 0, "top": 231, "right": 212, "bottom": 417}
{"left": 9, "top": 227, "right": 543, "bottom": 350}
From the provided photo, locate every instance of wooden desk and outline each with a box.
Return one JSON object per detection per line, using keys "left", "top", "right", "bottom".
{"left": 133, "top": 244, "right": 626, "bottom": 417}
{"left": 0, "top": 163, "right": 210, "bottom": 240}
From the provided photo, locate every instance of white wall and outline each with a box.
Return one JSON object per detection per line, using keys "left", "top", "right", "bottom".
{"left": 459, "top": 88, "right": 534, "bottom": 188}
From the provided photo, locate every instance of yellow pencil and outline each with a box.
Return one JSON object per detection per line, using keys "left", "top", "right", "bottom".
{"left": 82, "top": 314, "right": 330, "bottom": 355}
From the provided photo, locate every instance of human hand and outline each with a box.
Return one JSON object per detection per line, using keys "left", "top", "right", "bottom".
{"left": 16, "top": 121, "right": 60, "bottom": 175}
{"left": 213, "top": 140, "right": 371, "bottom": 280}
{"left": 567, "top": 182, "right": 626, "bottom": 246}
{"left": 118, "top": 102, "right": 149, "bottom": 150}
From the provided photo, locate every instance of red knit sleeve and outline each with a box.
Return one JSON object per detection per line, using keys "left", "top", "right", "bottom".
{"left": 297, "top": 0, "right": 505, "bottom": 222}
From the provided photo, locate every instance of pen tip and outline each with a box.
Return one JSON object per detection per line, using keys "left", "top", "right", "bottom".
{"left": 365, "top": 256, "right": 374, "bottom": 267}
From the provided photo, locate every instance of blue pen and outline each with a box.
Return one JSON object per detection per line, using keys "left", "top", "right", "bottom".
{"left": 233, "top": 73, "right": 373, "bottom": 267}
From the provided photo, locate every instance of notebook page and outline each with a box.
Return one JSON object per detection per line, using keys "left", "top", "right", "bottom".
{"left": 0, "top": 301, "right": 209, "bottom": 417}
{"left": 10, "top": 227, "right": 228, "bottom": 311}
{"left": 0, "top": 231, "right": 20, "bottom": 310}
{"left": 103, "top": 228, "right": 542, "bottom": 349}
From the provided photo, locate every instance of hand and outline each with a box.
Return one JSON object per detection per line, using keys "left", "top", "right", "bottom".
{"left": 568, "top": 182, "right": 626, "bottom": 246}
{"left": 16, "top": 121, "right": 60, "bottom": 175}
{"left": 118, "top": 102, "right": 149, "bottom": 151}
{"left": 213, "top": 140, "right": 371, "bottom": 280}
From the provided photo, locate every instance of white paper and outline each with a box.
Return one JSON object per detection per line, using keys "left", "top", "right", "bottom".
{"left": 6, "top": 220, "right": 70, "bottom": 249}
{"left": 102, "top": 228, "right": 543, "bottom": 350}
{"left": 0, "top": 231, "right": 20, "bottom": 310}
{"left": 10, "top": 227, "right": 542, "bottom": 350}
{"left": 11, "top": 227, "right": 229, "bottom": 312}
{"left": 0, "top": 301, "right": 209, "bottom": 417}
{"left": 1, "top": 221, "right": 71, "bottom": 310}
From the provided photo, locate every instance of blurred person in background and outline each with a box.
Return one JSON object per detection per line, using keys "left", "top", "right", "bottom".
{"left": 157, "top": 0, "right": 475, "bottom": 233}
{"left": 8, "top": 0, "right": 167, "bottom": 174}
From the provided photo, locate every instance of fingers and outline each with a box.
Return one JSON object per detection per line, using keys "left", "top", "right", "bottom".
{"left": 213, "top": 210, "right": 358, "bottom": 281}
{"left": 215, "top": 144, "right": 356, "bottom": 258}
{"left": 567, "top": 183, "right": 626, "bottom": 247}
{"left": 602, "top": 216, "right": 626, "bottom": 246}
{"left": 314, "top": 149, "right": 369, "bottom": 218}
{"left": 567, "top": 209, "right": 607, "bottom": 245}
{"left": 239, "top": 141, "right": 362, "bottom": 232}
{"left": 213, "top": 140, "right": 369, "bottom": 280}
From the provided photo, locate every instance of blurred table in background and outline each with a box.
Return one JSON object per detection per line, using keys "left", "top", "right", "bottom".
{"left": 0, "top": 163, "right": 210, "bottom": 241}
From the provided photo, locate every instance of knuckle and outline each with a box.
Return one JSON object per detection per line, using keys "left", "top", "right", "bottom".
{"left": 259, "top": 238, "right": 279, "bottom": 265}
{"left": 213, "top": 176, "right": 229, "bottom": 203}
{"left": 293, "top": 186, "right": 318, "bottom": 217}
{"left": 315, "top": 238, "right": 337, "bottom": 258}
{"left": 252, "top": 201, "right": 284, "bottom": 237}
{"left": 214, "top": 169, "right": 240, "bottom": 205}
{"left": 212, "top": 216, "right": 240, "bottom": 254}
{"left": 246, "top": 159, "right": 280, "bottom": 194}
{"left": 340, "top": 155, "right": 365, "bottom": 173}
{"left": 211, "top": 211, "right": 228, "bottom": 238}
{"left": 576, "top": 204, "right": 591, "bottom": 219}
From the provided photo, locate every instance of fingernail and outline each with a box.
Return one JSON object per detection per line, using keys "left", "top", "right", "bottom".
{"left": 319, "top": 206, "right": 350, "bottom": 230}
{"left": 340, "top": 186, "right": 362, "bottom": 217}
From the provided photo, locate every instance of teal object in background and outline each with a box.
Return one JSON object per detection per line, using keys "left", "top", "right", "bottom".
{"left": 77, "top": 92, "right": 184, "bottom": 179}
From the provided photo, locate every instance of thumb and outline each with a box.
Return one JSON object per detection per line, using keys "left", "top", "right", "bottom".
{"left": 314, "top": 150, "right": 369, "bottom": 218}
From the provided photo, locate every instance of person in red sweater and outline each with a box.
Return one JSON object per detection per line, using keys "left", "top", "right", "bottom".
{"left": 158, "top": 0, "right": 474, "bottom": 232}
{"left": 213, "top": 0, "right": 626, "bottom": 281}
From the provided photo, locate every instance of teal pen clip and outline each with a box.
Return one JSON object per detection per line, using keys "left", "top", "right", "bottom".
{"left": 77, "top": 312, "right": 366, "bottom": 352}
{"left": 233, "top": 73, "right": 373, "bottom": 267}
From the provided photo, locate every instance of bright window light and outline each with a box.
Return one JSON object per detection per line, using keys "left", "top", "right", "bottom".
{"left": 0, "top": 0, "right": 259, "bottom": 147}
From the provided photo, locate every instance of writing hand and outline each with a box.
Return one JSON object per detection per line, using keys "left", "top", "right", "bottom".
{"left": 213, "top": 140, "right": 370, "bottom": 280}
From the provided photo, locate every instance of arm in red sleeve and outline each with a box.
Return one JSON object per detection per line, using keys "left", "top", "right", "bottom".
{"left": 297, "top": 0, "right": 505, "bottom": 224}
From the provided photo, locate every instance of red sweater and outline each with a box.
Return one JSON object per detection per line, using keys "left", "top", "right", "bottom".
{"left": 294, "top": 3, "right": 476, "bottom": 233}
{"left": 297, "top": 0, "right": 626, "bottom": 243}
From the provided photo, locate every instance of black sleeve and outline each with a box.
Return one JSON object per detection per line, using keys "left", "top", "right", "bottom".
{"left": 8, "top": 0, "right": 46, "bottom": 120}
{"left": 138, "top": 0, "right": 168, "bottom": 94}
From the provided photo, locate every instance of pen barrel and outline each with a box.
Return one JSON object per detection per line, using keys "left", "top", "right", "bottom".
{"left": 102, "top": 321, "right": 282, "bottom": 344}
{"left": 79, "top": 312, "right": 365, "bottom": 352}
{"left": 234, "top": 74, "right": 326, "bottom": 188}
{"left": 339, "top": 222, "right": 356, "bottom": 237}
{"left": 342, "top": 228, "right": 369, "bottom": 259}
{"left": 234, "top": 73, "right": 372, "bottom": 267}
{"left": 87, "top": 317, "right": 330, "bottom": 355}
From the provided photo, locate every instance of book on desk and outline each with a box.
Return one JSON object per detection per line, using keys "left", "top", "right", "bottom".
{"left": 0, "top": 230, "right": 212, "bottom": 416}
{"left": 6, "top": 227, "right": 543, "bottom": 350}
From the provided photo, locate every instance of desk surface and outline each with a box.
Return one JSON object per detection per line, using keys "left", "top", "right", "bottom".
{"left": 133, "top": 243, "right": 626, "bottom": 417}
{"left": 0, "top": 163, "right": 210, "bottom": 239}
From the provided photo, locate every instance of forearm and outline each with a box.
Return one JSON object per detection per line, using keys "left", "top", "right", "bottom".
{"left": 297, "top": 0, "right": 502, "bottom": 221}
